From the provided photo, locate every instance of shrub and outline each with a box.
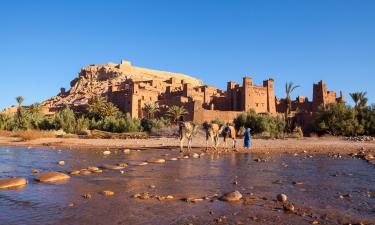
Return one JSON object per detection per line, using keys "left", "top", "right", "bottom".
{"left": 0, "top": 113, "right": 15, "bottom": 130}
{"left": 141, "top": 117, "right": 171, "bottom": 132}
{"left": 233, "top": 111, "right": 285, "bottom": 138}
{"left": 92, "top": 113, "right": 141, "bottom": 133}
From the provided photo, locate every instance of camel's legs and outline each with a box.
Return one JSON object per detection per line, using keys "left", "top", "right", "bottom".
{"left": 188, "top": 137, "right": 192, "bottom": 151}
{"left": 180, "top": 137, "right": 184, "bottom": 152}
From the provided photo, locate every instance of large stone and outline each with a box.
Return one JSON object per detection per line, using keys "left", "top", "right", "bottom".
{"left": 219, "top": 191, "right": 243, "bottom": 202}
{"left": 35, "top": 172, "right": 70, "bottom": 183}
{"left": 0, "top": 178, "right": 27, "bottom": 189}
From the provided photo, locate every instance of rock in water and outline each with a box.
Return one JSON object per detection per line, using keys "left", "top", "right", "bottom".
{"left": 219, "top": 191, "right": 243, "bottom": 202}
{"left": 80, "top": 170, "right": 92, "bottom": 175}
{"left": 147, "top": 158, "right": 166, "bottom": 164}
{"left": 87, "top": 166, "right": 99, "bottom": 172}
{"left": 100, "top": 190, "right": 114, "bottom": 196}
{"left": 166, "top": 157, "right": 178, "bottom": 161}
{"left": 192, "top": 153, "right": 200, "bottom": 158}
{"left": 103, "top": 150, "right": 111, "bottom": 155}
{"left": 0, "top": 178, "right": 27, "bottom": 189}
{"left": 70, "top": 170, "right": 80, "bottom": 175}
{"left": 101, "top": 164, "right": 125, "bottom": 170}
{"left": 277, "top": 194, "right": 288, "bottom": 202}
{"left": 57, "top": 161, "right": 65, "bottom": 165}
{"left": 35, "top": 172, "right": 70, "bottom": 183}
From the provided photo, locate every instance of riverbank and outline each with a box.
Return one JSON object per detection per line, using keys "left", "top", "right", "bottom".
{"left": 0, "top": 135, "right": 374, "bottom": 154}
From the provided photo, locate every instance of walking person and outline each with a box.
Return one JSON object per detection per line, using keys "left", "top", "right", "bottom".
{"left": 244, "top": 127, "right": 251, "bottom": 148}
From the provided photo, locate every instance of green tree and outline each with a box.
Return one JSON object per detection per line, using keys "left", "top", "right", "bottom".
{"left": 28, "top": 103, "right": 43, "bottom": 129}
{"left": 166, "top": 105, "right": 188, "bottom": 123}
{"left": 314, "top": 103, "right": 363, "bottom": 136}
{"left": 14, "top": 96, "right": 29, "bottom": 130}
{"left": 54, "top": 106, "right": 77, "bottom": 133}
{"left": 16, "top": 96, "right": 24, "bottom": 107}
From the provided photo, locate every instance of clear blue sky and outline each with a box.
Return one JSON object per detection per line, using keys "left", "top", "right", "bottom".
{"left": 1, "top": 0, "right": 374, "bottom": 109}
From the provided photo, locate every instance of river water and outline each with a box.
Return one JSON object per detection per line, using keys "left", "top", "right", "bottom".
{"left": 0, "top": 146, "right": 374, "bottom": 225}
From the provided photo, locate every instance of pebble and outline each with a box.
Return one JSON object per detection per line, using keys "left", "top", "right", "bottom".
{"left": 219, "top": 191, "right": 243, "bottom": 202}
{"left": 70, "top": 170, "right": 81, "bottom": 175}
{"left": 166, "top": 157, "right": 178, "bottom": 161}
{"left": 82, "top": 193, "right": 92, "bottom": 199}
{"left": 103, "top": 150, "right": 111, "bottom": 155}
{"left": 192, "top": 153, "right": 200, "bottom": 158}
{"left": 57, "top": 161, "right": 65, "bottom": 165}
{"left": 133, "top": 192, "right": 151, "bottom": 200}
{"left": 32, "top": 169, "right": 39, "bottom": 174}
{"left": 87, "top": 166, "right": 99, "bottom": 172}
{"left": 118, "top": 163, "right": 128, "bottom": 167}
{"left": 277, "top": 194, "right": 288, "bottom": 202}
{"left": 283, "top": 203, "right": 295, "bottom": 212}
{"left": 101, "top": 164, "right": 125, "bottom": 170}
{"left": 35, "top": 172, "right": 70, "bottom": 183}
{"left": 292, "top": 181, "right": 304, "bottom": 185}
{"left": 100, "top": 190, "right": 114, "bottom": 196}
{"left": 123, "top": 149, "right": 131, "bottom": 153}
{"left": 0, "top": 178, "right": 27, "bottom": 189}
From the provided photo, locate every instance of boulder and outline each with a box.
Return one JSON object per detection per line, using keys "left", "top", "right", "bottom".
{"left": 220, "top": 191, "right": 243, "bottom": 202}
{"left": 35, "top": 172, "right": 70, "bottom": 183}
{"left": 0, "top": 178, "right": 27, "bottom": 189}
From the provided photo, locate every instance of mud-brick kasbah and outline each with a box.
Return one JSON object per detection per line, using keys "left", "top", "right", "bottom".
{"left": 14, "top": 59, "right": 345, "bottom": 131}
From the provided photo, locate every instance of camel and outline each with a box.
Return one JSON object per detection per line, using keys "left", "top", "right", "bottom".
{"left": 179, "top": 122, "right": 198, "bottom": 152}
{"left": 203, "top": 123, "right": 221, "bottom": 150}
{"left": 222, "top": 125, "right": 236, "bottom": 149}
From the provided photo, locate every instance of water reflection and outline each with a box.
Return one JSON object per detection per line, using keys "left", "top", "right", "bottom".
{"left": 0, "top": 146, "right": 374, "bottom": 224}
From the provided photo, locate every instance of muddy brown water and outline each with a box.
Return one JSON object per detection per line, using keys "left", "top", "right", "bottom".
{"left": 0, "top": 146, "right": 375, "bottom": 225}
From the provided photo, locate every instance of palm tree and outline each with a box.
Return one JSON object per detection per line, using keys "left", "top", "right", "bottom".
{"left": 285, "top": 82, "right": 299, "bottom": 115}
{"left": 16, "top": 96, "right": 24, "bottom": 107}
{"left": 350, "top": 92, "right": 368, "bottom": 110}
{"left": 285, "top": 82, "right": 299, "bottom": 132}
{"left": 166, "top": 105, "right": 188, "bottom": 123}
{"left": 103, "top": 102, "right": 120, "bottom": 118}
{"left": 143, "top": 102, "right": 159, "bottom": 119}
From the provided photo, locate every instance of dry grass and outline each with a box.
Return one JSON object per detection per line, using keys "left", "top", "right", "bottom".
{"left": 11, "top": 130, "right": 56, "bottom": 141}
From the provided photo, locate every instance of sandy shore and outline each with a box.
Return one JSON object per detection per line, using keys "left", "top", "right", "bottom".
{"left": 0, "top": 135, "right": 374, "bottom": 154}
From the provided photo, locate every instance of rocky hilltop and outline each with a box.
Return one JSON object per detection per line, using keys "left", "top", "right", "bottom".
{"left": 41, "top": 60, "right": 203, "bottom": 113}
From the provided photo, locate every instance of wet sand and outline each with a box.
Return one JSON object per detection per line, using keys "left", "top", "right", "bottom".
{"left": 0, "top": 135, "right": 374, "bottom": 154}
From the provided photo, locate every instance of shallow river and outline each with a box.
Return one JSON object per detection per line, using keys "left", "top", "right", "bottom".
{"left": 0, "top": 146, "right": 375, "bottom": 225}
